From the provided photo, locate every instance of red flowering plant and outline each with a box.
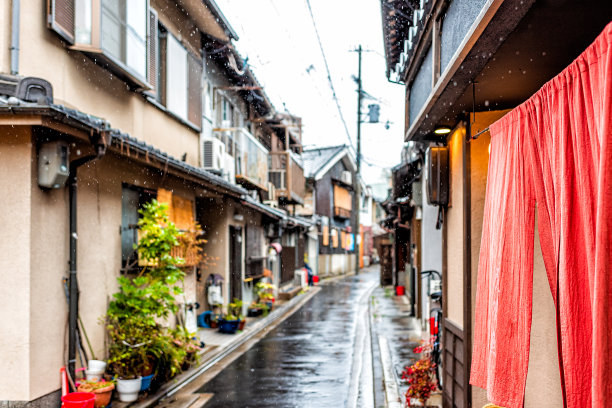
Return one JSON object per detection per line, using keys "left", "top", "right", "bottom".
{"left": 402, "top": 341, "right": 438, "bottom": 406}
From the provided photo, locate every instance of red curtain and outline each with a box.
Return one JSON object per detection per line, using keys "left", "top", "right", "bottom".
{"left": 471, "top": 23, "right": 612, "bottom": 408}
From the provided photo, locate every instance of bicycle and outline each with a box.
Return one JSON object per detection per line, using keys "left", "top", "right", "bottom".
{"left": 421, "top": 270, "right": 443, "bottom": 390}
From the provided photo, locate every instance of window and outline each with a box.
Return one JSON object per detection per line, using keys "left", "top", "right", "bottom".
{"left": 166, "top": 34, "right": 188, "bottom": 119}
{"left": 101, "top": 0, "right": 147, "bottom": 79}
{"left": 154, "top": 26, "right": 203, "bottom": 127}
{"left": 47, "top": 0, "right": 152, "bottom": 88}
{"left": 121, "top": 185, "right": 156, "bottom": 270}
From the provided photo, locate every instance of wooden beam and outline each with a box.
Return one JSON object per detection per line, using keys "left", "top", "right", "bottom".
{"left": 0, "top": 115, "right": 43, "bottom": 126}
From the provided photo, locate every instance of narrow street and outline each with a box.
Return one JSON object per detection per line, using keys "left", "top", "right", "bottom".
{"left": 193, "top": 269, "right": 379, "bottom": 407}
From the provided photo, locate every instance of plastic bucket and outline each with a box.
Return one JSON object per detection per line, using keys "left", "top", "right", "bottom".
{"left": 61, "top": 392, "right": 96, "bottom": 408}
{"left": 140, "top": 374, "right": 154, "bottom": 391}
{"left": 313, "top": 276, "right": 319, "bottom": 284}
{"left": 396, "top": 285, "right": 405, "bottom": 296}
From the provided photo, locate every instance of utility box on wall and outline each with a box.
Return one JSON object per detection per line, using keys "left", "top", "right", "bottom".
{"left": 425, "top": 146, "right": 449, "bottom": 206}
{"left": 38, "top": 141, "right": 69, "bottom": 189}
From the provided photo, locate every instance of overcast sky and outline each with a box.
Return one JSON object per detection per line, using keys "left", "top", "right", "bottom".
{"left": 217, "top": 0, "right": 405, "bottom": 186}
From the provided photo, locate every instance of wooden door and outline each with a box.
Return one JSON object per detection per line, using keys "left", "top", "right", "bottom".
{"left": 229, "top": 226, "right": 243, "bottom": 301}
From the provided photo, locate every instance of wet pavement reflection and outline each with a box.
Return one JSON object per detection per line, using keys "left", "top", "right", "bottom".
{"left": 197, "top": 270, "right": 378, "bottom": 407}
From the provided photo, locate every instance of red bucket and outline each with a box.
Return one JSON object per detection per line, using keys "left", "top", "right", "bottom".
{"left": 61, "top": 392, "right": 96, "bottom": 408}
{"left": 313, "top": 275, "right": 319, "bottom": 284}
{"left": 396, "top": 285, "right": 405, "bottom": 296}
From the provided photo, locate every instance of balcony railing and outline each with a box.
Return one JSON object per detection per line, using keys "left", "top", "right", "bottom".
{"left": 213, "top": 127, "right": 269, "bottom": 191}
{"left": 269, "top": 151, "right": 305, "bottom": 204}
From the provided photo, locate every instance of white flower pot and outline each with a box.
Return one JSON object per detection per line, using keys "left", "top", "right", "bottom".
{"left": 117, "top": 377, "right": 142, "bottom": 402}
{"left": 85, "top": 369, "right": 104, "bottom": 381}
{"left": 88, "top": 360, "right": 107, "bottom": 372}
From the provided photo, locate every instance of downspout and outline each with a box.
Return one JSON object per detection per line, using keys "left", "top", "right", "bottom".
{"left": 68, "top": 144, "right": 107, "bottom": 382}
{"left": 10, "top": 0, "right": 19, "bottom": 75}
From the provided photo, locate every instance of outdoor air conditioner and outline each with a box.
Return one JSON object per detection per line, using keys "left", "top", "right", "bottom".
{"left": 201, "top": 135, "right": 225, "bottom": 171}
{"left": 425, "top": 146, "right": 449, "bottom": 206}
{"left": 341, "top": 170, "right": 352, "bottom": 186}
{"left": 267, "top": 181, "right": 276, "bottom": 201}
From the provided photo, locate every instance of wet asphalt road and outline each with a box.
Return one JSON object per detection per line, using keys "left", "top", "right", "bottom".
{"left": 197, "top": 270, "right": 378, "bottom": 407}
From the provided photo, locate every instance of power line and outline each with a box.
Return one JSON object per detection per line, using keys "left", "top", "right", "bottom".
{"left": 304, "top": 0, "right": 356, "bottom": 153}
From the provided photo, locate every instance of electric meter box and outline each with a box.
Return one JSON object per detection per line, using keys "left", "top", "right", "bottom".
{"left": 425, "top": 146, "right": 449, "bottom": 206}
{"left": 38, "top": 141, "right": 69, "bottom": 189}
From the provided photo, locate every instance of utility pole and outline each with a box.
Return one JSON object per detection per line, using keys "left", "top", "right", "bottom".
{"left": 355, "top": 45, "right": 362, "bottom": 275}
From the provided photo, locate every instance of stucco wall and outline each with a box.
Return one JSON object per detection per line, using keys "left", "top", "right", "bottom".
{"left": 421, "top": 178, "right": 443, "bottom": 326}
{"left": 0, "top": 127, "right": 33, "bottom": 401}
{"left": 318, "top": 253, "right": 355, "bottom": 277}
{"left": 15, "top": 1, "right": 200, "bottom": 168}
{"left": 445, "top": 125, "right": 465, "bottom": 327}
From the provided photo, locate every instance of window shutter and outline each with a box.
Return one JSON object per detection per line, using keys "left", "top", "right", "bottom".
{"left": 47, "top": 0, "right": 75, "bottom": 44}
{"left": 148, "top": 9, "right": 158, "bottom": 93}
{"left": 187, "top": 53, "right": 203, "bottom": 128}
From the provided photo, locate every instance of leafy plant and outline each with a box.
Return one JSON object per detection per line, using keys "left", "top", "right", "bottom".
{"left": 106, "top": 200, "right": 196, "bottom": 381}
{"left": 402, "top": 341, "right": 438, "bottom": 406}
{"left": 255, "top": 282, "right": 276, "bottom": 302}
{"left": 228, "top": 298, "right": 244, "bottom": 320}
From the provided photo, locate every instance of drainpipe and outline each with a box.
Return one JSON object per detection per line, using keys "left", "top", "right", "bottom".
{"left": 10, "top": 0, "right": 20, "bottom": 75}
{"left": 68, "top": 145, "right": 106, "bottom": 382}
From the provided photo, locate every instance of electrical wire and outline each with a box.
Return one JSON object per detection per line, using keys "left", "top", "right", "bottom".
{"left": 304, "top": 0, "right": 356, "bottom": 153}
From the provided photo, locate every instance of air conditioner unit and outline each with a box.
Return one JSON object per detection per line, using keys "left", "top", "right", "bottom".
{"left": 425, "top": 146, "right": 449, "bottom": 206}
{"left": 341, "top": 170, "right": 352, "bottom": 186}
{"left": 267, "top": 181, "right": 276, "bottom": 201}
{"left": 201, "top": 135, "right": 225, "bottom": 171}
{"left": 224, "top": 155, "right": 235, "bottom": 182}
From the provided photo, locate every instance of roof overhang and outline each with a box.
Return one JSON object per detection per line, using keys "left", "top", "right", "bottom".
{"left": 403, "top": 0, "right": 612, "bottom": 141}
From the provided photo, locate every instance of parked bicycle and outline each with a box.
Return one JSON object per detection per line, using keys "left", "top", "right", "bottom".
{"left": 421, "top": 270, "right": 443, "bottom": 390}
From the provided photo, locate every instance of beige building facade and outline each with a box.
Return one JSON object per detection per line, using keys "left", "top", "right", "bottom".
{"left": 0, "top": 1, "right": 313, "bottom": 406}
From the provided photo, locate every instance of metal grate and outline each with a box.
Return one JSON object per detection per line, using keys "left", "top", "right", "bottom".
{"left": 48, "top": 0, "right": 75, "bottom": 43}
{"left": 148, "top": 9, "right": 158, "bottom": 92}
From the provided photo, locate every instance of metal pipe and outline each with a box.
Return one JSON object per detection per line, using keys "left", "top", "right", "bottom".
{"left": 67, "top": 148, "right": 105, "bottom": 383}
{"left": 10, "top": 0, "right": 20, "bottom": 75}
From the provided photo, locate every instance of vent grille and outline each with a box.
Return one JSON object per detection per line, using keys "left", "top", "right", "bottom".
{"left": 47, "top": 0, "right": 75, "bottom": 43}
{"left": 203, "top": 140, "right": 214, "bottom": 168}
{"left": 148, "top": 9, "right": 158, "bottom": 93}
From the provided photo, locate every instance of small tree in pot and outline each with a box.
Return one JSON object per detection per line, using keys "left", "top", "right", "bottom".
{"left": 106, "top": 201, "right": 189, "bottom": 400}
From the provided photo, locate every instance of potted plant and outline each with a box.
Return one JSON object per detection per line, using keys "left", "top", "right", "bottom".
{"left": 171, "top": 326, "right": 203, "bottom": 370}
{"left": 255, "top": 282, "right": 276, "bottom": 310}
{"left": 77, "top": 379, "right": 115, "bottom": 408}
{"left": 228, "top": 299, "right": 246, "bottom": 330}
{"left": 402, "top": 342, "right": 439, "bottom": 407}
{"left": 105, "top": 201, "right": 191, "bottom": 399}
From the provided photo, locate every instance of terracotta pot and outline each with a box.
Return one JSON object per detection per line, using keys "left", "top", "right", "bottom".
{"left": 238, "top": 319, "right": 246, "bottom": 331}
{"left": 77, "top": 383, "right": 115, "bottom": 408}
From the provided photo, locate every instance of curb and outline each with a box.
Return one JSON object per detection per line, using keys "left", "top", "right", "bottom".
{"left": 127, "top": 286, "right": 321, "bottom": 408}
{"left": 378, "top": 335, "right": 402, "bottom": 408}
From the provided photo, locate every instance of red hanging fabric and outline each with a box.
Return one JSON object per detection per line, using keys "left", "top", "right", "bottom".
{"left": 471, "top": 23, "right": 612, "bottom": 408}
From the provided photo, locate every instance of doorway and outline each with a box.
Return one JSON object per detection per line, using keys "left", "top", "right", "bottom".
{"left": 229, "top": 226, "right": 243, "bottom": 302}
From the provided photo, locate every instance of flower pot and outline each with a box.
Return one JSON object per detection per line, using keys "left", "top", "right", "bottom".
{"left": 77, "top": 383, "right": 115, "bottom": 408}
{"left": 85, "top": 369, "right": 104, "bottom": 382}
{"left": 116, "top": 377, "right": 142, "bottom": 402}
{"left": 140, "top": 374, "right": 154, "bottom": 392}
{"left": 88, "top": 360, "right": 107, "bottom": 373}
{"left": 238, "top": 319, "right": 246, "bottom": 331}
{"left": 247, "top": 308, "right": 263, "bottom": 317}
{"left": 218, "top": 319, "right": 240, "bottom": 334}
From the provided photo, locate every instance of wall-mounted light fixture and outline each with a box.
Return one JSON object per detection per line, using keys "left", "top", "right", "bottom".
{"left": 434, "top": 126, "right": 451, "bottom": 135}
